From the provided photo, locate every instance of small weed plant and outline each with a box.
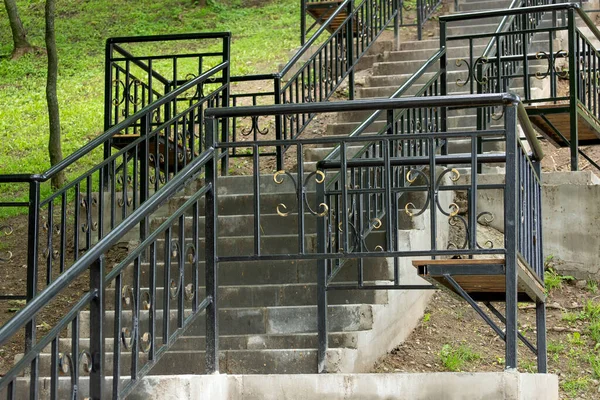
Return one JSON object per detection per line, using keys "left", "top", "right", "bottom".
{"left": 439, "top": 343, "right": 481, "bottom": 372}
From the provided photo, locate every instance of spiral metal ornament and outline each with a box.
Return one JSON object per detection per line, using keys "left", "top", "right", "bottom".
{"left": 272, "top": 170, "right": 329, "bottom": 218}
{"left": 0, "top": 226, "right": 14, "bottom": 262}
{"left": 534, "top": 51, "right": 551, "bottom": 80}
{"left": 127, "top": 79, "right": 143, "bottom": 105}
{"left": 403, "top": 169, "right": 430, "bottom": 217}
{"left": 184, "top": 283, "right": 195, "bottom": 301}
{"left": 112, "top": 79, "right": 126, "bottom": 106}
{"left": 555, "top": 50, "right": 569, "bottom": 79}
{"left": 473, "top": 57, "right": 489, "bottom": 85}
{"left": 240, "top": 116, "right": 269, "bottom": 137}
{"left": 455, "top": 58, "right": 472, "bottom": 87}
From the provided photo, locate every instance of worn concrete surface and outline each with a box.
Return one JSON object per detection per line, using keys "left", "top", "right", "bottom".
{"left": 458, "top": 171, "right": 600, "bottom": 279}
{"left": 128, "top": 372, "right": 559, "bottom": 400}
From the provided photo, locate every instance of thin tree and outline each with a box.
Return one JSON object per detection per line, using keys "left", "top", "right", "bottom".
{"left": 45, "top": 0, "right": 64, "bottom": 188}
{"left": 3, "top": 0, "right": 34, "bottom": 59}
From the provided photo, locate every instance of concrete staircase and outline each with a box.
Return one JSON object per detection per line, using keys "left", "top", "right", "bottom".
{"left": 19, "top": 172, "right": 443, "bottom": 397}
{"left": 304, "top": 0, "right": 557, "bottom": 169}
{"left": 15, "top": 1, "right": 594, "bottom": 397}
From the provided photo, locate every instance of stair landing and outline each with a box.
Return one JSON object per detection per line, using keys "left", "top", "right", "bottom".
{"left": 413, "top": 258, "right": 545, "bottom": 303}
{"left": 526, "top": 102, "right": 600, "bottom": 147}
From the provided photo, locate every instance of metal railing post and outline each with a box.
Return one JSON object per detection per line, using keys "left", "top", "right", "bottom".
{"left": 103, "top": 41, "right": 113, "bottom": 191}
{"left": 89, "top": 256, "right": 105, "bottom": 399}
{"left": 440, "top": 20, "right": 448, "bottom": 155}
{"left": 504, "top": 103, "right": 519, "bottom": 370}
{"left": 347, "top": 0, "right": 355, "bottom": 100}
{"left": 316, "top": 181, "right": 328, "bottom": 373}
{"left": 25, "top": 180, "right": 40, "bottom": 398}
{"left": 417, "top": 0, "right": 423, "bottom": 40}
{"left": 567, "top": 7, "right": 579, "bottom": 171}
{"left": 274, "top": 76, "right": 284, "bottom": 171}
{"left": 205, "top": 116, "right": 219, "bottom": 374}
{"left": 139, "top": 114, "right": 150, "bottom": 247}
{"left": 394, "top": 0, "right": 400, "bottom": 50}
{"left": 221, "top": 35, "right": 232, "bottom": 175}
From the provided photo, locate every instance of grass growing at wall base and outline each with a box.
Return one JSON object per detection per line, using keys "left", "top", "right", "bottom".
{"left": 0, "top": 0, "right": 299, "bottom": 214}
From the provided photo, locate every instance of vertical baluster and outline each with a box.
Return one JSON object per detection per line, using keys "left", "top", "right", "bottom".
{"left": 47, "top": 203, "right": 53, "bottom": 285}
{"left": 89, "top": 257, "right": 105, "bottom": 399}
{"left": 112, "top": 273, "right": 122, "bottom": 397}
{"left": 163, "top": 229, "right": 171, "bottom": 345}
{"left": 50, "top": 337, "right": 59, "bottom": 400}
{"left": 60, "top": 193, "right": 67, "bottom": 273}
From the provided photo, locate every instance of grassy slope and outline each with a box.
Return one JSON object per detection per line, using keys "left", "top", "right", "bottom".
{"left": 0, "top": 0, "right": 298, "bottom": 179}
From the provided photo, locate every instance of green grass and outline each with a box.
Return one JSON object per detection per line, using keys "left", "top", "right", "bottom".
{"left": 544, "top": 267, "right": 574, "bottom": 291}
{"left": 439, "top": 343, "right": 481, "bottom": 372}
{"left": 0, "top": 0, "right": 299, "bottom": 212}
{"left": 561, "top": 377, "right": 590, "bottom": 398}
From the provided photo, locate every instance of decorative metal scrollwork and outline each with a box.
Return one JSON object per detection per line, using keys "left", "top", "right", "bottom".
{"left": 273, "top": 170, "right": 329, "bottom": 218}
{"left": 0, "top": 226, "right": 13, "bottom": 262}
{"left": 455, "top": 58, "right": 471, "bottom": 87}
{"left": 240, "top": 116, "right": 269, "bottom": 136}
{"left": 473, "top": 57, "right": 489, "bottom": 85}
{"left": 121, "top": 284, "right": 152, "bottom": 354}
{"left": 112, "top": 79, "right": 126, "bottom": 106}
{"left": 555, "top": 50, "right": 569, "bottom": 79}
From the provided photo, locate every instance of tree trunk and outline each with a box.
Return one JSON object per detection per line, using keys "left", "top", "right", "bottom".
{"left": 3, "top": 0, "right": 34, "bottom": 59}
{"left": 45, "top": 0, "right": 65, "bottom": 189}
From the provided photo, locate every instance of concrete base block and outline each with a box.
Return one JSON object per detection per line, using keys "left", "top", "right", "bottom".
{"left": 129, "top": 372, "right": 559, "bottom": 400}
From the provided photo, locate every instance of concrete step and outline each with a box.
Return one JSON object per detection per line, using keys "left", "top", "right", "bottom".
{"left": 105, "top": 283, "right": 388, "bottom": 310}
{"left": 397, "top": 39, "right": 441, "bottom": 51}
{"left": 71, "top": 304, "right": 375, "bottom": 339}
{"left": 151, "top": 233, "right": 318, "bottom": 256}
{"left": 458, "top": 0, "right": 513, "bottom": 12}
{"left": 371, "top": 54, "right": 548, "bottom": 77}
{"left": 42, "top": 331, "right": 359, "bottom": 355}
{"left": 150, "top": 229, "right": 388, "bottom": 257}
{"left": 120, "top": 258, "right": 394, "bottom": 287}
{"left": 445, "top": 23, "right": 503, "bottom": 37}
{"left": 381, "top": 44, "right": 488, "bottom": 64}
{"left": 162, "top": 192, "right": 317, "bottom": 217}
{"left": 150, "top": 213, "right": 318, "bottom": 237}
{"left": 30, "top": 347, "right": 327, "bottom": 376}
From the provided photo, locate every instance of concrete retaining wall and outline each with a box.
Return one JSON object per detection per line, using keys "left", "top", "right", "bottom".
{"left": 458, "top": 171, "right": 600, "bottom": 279}
{"left": 129, "top": 372, "right": 558, "bottom": 400}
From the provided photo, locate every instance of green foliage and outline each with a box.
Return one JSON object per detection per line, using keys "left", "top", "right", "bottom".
{"left": 587, "top": 280, "right": 599, "bottom": 294}
{"left": 568, "top": 332, "right": 585, "bottom": 346}
{"left": 544, "top": 267, "right": 574, "bottom": 291}
{"left": 0, "top": 0, "right": 299, "bottom": 214}
{"left": 561, "top": 377, "right": 590, "bottom": 397}
{"left": 439, "top": 343, "right": 481, "bottom": 372}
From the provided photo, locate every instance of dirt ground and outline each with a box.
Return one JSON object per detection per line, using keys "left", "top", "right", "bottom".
{"left": 373, "top": 277, "right": 600, "bottom": 399}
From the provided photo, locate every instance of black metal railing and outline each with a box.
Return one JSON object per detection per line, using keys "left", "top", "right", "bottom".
{"left": 0, "top": 145, "right": 218, "bottom": 399}
{"left": 203, "top": 93, "right": 545, "bottom": 373}
{"left": 0, "top": 94, "right": 545, "bottom": 398}
{"left": 399, "top": 0, "right": 444, "bottom": 40}
{"left": 320, "top": 47, "right": 447, "bottom": 284}
{"left": 440, "top": 2, "right": 600, "bottom": 170}
{"left": 281, "top": 0, "right": 399, "bottom": 146}
{"left": 301, "top": 0, "right": 442, "bottom": 43}
{"left": 228, "top": 74, "right": 282, "bottom": 166}
{"left": 0, "top": 33, "right": 230, "bottom": 386}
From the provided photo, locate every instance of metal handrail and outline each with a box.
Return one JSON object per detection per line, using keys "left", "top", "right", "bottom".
{"left": 0, "top": 62, "right": 228, "bottom": 183}
{"left": 280, "top": 0, "right": 351, "bottom": 76}
{"left": 206, "top": 93, "right": 544, "bottom": 160}
{"left": 324, "top": 46, "right": 447, "bottom": 162}
{"left": 0, "top": 147, "right": 214, "bottom": 346}
{"left": 439, "top": 2, "right": 578, "bottom": 22}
